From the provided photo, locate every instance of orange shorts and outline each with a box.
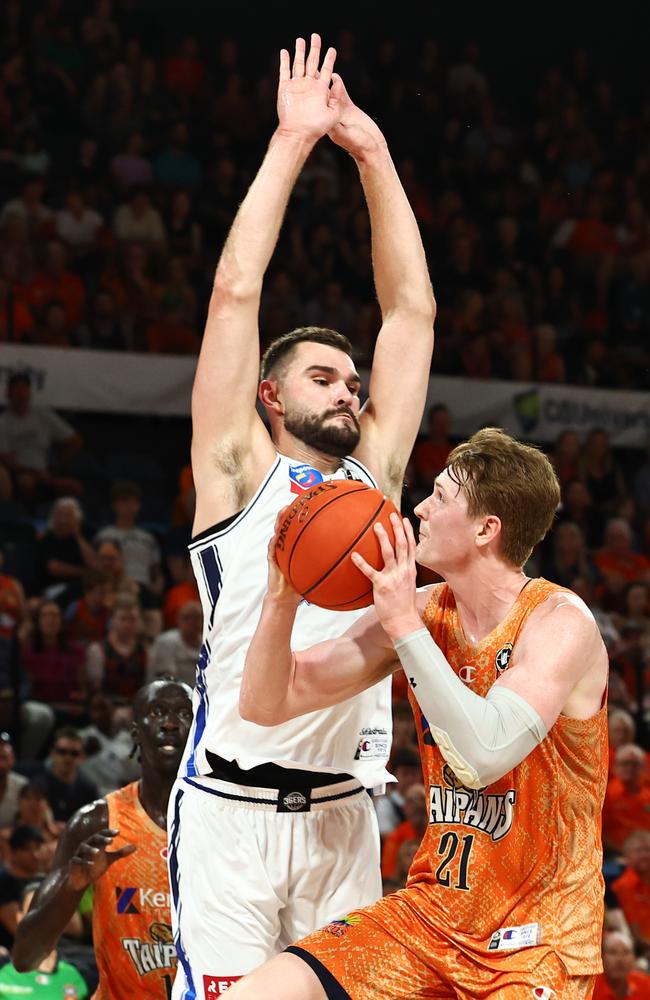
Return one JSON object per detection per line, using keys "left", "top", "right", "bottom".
{"left": 289, "top": 891, "right": 595, "bottom": 1000}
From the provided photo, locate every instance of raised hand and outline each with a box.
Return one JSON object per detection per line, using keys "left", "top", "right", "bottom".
{"left": 327, "top": 73, "right": 387, "bottom": 159}
{"left": 67, "top": 829, "right": 136, "bottom": 892}
{"left": 351, "top": 513, "right": 421, "bottom": 640}
{"left": 277, "top": 33, "right": 339, "bottom": 143}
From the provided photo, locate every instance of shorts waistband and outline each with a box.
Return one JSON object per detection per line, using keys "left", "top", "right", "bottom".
{"left": 182, "top": 774, "right": 366, "bottom": 813}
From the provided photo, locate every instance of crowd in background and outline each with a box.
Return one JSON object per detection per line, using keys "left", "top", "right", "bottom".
{"left": 0, "top": 1, "right": 650, "bottom": 995}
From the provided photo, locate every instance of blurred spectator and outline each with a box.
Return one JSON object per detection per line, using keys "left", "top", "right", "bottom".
{"left": 0, "top": 374, "right": 83, "bottom": 507}
{"left": 12, "top": 784, "right": 60, "bottom": 867}
{"left": 578, "top": 429, "right": 627, "bottom": 514}
{"left": 594, "top": 519, "right": 650, "bottom": 611}
{"left": 85, "top": 594, "right": 148, "bottom": 698}
{"left": 161, "top": 552, "right": 199, "bottom": 629}
{"left": 0, "top": 878, "right": 89, "bottom": 997}
{"left": 0, "top": 827, "right": 45, "bottom": 950}
{"left": 410, "top": 404, "right": 452, "bottom": 502}
{"left": 540, "top": 521, "right": 595, "bottom": 588}
{"left": 635, "top": 437, "right": 650, "bottom": 517}
{"left": 0, "top": 277, "right": 34, "bottom": 344}
{"left": 73, "top": 288, "right": 129, "bottom": 351}
{"left": 603, "top": 744, "right": 650, "bottom": 855}
{"left": 64, "top": 570, "right": 113, "bottom": 645}
{"left": 35, "top": 498, "right": 96, "bottom": 601}
{"left": 389, "top": 700, "right": 418, "bottom": 760}
{"left": 381, "top": 783, "right": 427, "bottom": 879}
{"left": 607, "top": 709, "right": 639, "bottom": 779}
{"left": 93, "top": 538, "right": 157, "bottom": 617}
{"left": 592, "top": 930, "right": 650, "bottom": 999}
{"left": 0, "top": 736, "right": 27, "bottom": 829}
{"left": 112, "top": 188, "right": 165, "bottom": 247}
{"left": 109, "top": 133, "right": 153, "bottom": 191}
{"left": 0, "top": 177, "right": 53, "bottom": 240}
{"left": 556, "top": 479, "right": 604, "bottom": 550}
{"left": 94, "top": 481, "right": 163, "bottom": 594}
{"left": 0, "top": 555, "right": 25, "bottom": 644}
{"left": 549, "top": 429, "right": 581, "bottom": 487}
{"left": 610, "top": 831, "right": 650, "bottom": 956}
{"left": 145, "top": 303, "right": 200, "bottom": 355}
{"left": 532, "top": 323, "right": 566, "bottom": 383}
{"left": 393, "top": 838, "right": 420, "bottom": 889}
{"left": 55, "top": 191, "right": 104, "bottom": 262}
{"left": 166, "top": 191, "right": 202, "bottom": 269}
{"left": 20, "top": 600, "right": 86, "bottom": 724}
{"left": 153, "top": 122, "right": 202, "bottom": 190}
{"left": 375, "top": 746, "right": 421, "bottom": 837}
{"left": 163, "top": 36, "right": 206, "bottom": 99}
{"left": 77, "top": 693, "right": 139, "bottom": 795}
{"left": 171, "top": 465, "right": 195, "bottom": 527}
{"left": 147, "top": 599, "right": 201, "bottom": 687}
{"left": 27, "top": 241, "right": 85, "bottom": 332}
{"left": 32, "top": 728, "right": 98, "bottom": 823}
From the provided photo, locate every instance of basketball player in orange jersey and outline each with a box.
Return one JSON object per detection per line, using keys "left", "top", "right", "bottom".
{"left": 12, "top": 679, "right": 192, "bottom": 1000}
{"left": 231, "top": 428, "right": 609, "bottom": 999}
{"left": 168, "top": 30, "right": 435, "bottom": 993}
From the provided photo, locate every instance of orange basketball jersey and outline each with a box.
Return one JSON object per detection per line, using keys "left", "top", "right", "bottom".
{"left": 405, "top": 578, "right": 608, "bottom": 975}
{"left": 93, "top": 781, "right": 176, "bottom": 1000}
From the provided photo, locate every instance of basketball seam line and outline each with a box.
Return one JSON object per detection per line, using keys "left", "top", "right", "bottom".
{"left": 301, "top": 495, "right": 387, "bottom": 599}
{"left": 284, "top": 483, "right": 368, "bottom": 578}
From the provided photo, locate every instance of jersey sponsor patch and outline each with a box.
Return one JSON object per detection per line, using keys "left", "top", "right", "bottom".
{"left": 488, "top": 922, "right": 541, "bottom": 951}
{"left": 354, "top": 727, "right": 389, "bottom": 760}
{"left": 495, "top": 642, "right": 513, "bottom": 672}
{"left": 289, "top": 463, "right": 324, "bottom": 494}
{"left": 203, "top": 974, "right": 242, "bottom": 995}
{"left": 325, "top": 915, "right": 362, "bottom": 937}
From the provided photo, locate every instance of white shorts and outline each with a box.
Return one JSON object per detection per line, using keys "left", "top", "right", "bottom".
{"left": 167, "top": 772, "right": 381, "bottom": 997}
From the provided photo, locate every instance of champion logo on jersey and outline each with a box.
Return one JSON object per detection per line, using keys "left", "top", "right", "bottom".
{"left": 459, "top": 665, "right": 476, "bottom": 683}
{"left": 495, "top": 642, "right": 513, "bottom": 672}
{"left": 289, "top": 463, "right": 324, "bottom": 494}
{"left": 203, "top": 975, "right": 242, "bottom": 995}
{"left": 532, "top": 989, "right": 555, "bottom": 999}
{"left": 115, "top": 887, "right": 139, "bottom": 914}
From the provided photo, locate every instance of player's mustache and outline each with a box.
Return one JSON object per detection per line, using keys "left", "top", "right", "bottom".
{"left": 325, "top": 407, "right": 360, "bottom": 429}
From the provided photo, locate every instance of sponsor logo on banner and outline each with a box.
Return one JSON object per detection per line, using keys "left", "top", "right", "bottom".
{"left": 203, "top": 975, "right": 242, "bottom": 995}
{"left": 514, "top": 389, "right": 541, "bottom": 433}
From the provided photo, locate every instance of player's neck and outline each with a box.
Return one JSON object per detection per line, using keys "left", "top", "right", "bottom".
{"left": 446, "top": 562, "right": 529, "bottom": 646}
{"left": 274, "top": 430, "right": 344, "bottom": 475}
{"left": 139, "top": 772, "right": 175, "bottom": 831}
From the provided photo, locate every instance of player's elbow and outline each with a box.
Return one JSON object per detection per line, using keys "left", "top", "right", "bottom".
{"left": 238, "top": 692, "right": 287, "bottom": 727}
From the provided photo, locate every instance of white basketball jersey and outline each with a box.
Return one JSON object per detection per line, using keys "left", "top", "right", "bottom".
{"left": 179, "top": 453, "right": 393, "bottom": 787}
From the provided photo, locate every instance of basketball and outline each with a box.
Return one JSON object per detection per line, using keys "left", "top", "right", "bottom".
{"left": 275, "top": 480, "right": 399, "bottom": 611}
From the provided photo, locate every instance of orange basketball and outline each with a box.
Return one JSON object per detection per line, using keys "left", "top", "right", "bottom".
{"left": 275, "top": 480, "right": 399, "bottom": 611}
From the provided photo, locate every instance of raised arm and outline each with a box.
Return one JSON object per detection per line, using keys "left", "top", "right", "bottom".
{"left": 328, "top": 76, "right": 436, "bottom": 501}
{"left": 12, "top": 800, "right": 134, "bottom": 971}
{"left": 192, "top": 35, "right": 341, "bottom": 532}
{"left": 239, "top": 528, "right": 399, "bottom": 726}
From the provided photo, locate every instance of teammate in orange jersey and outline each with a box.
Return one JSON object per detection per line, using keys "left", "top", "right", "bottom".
{"left": 230, "top": 427, "right": 609, "bottom": 1000}
{"left": 11, "top": 679, "right": 192, "bottom": 1000}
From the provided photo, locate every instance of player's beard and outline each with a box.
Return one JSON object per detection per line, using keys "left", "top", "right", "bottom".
{"left": 283, "top": 405, "right": 361, "bottom": 458}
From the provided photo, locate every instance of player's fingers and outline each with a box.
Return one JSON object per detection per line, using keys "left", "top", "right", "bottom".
{"left": 292, "top": 37, "right": 306, "bottom": 77}
{"left": 86, "top": 833, "right": 115, "bottom": 849}
{"left": 330, "top": 72, "right": 348, "bottom": 100}
{"left": 305, "top": 32, "right": 321, "bottom": 77}
{"left": 390, "top": 512, "right": 408, "bottom": 561}
{"left": 351, "top": 550, "right": 377, "bottom": 582}
{"left": 374, "top": 522, "right": 396, "bottom": 566}
{"left": 107, "top": 843, "right": 137, "bottom": 864}
{"left": 75, "top": 844, "right": 100, "bottom": 862}
{"left": 319, "top": 47, "right": 336, "bottom": 86}
{"left": 279, "top": 49, "right": 290, "bottom": 84}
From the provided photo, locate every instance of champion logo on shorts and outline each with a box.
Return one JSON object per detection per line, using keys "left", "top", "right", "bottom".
{"left": 203, "top": 975, "right": 242, "bottom": 995}
{"left": 532, "top": 989, "right": 555, "bottom": 999}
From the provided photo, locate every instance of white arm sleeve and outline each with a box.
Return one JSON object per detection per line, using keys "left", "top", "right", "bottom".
{"left": 394, "top": 628, "right": 547, "bottom": 789}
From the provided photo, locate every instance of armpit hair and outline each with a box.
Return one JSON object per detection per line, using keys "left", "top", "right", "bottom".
{"left": 213, "top": 440, "right": 248, "bottom": 508}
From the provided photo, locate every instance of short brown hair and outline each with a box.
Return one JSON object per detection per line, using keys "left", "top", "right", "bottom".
{"left": 446, "top": 427, "right": 560, "bottom": 567}
{"left": 260, "top": 327, "right": 352, "bottom": 381}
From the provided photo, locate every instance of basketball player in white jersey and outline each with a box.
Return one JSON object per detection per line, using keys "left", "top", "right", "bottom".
{"left": 167, "top": 33, "right": 435, "bottom": 995}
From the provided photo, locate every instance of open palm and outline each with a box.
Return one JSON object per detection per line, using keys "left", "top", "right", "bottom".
{"left": 277, "top": 34, "right": 339, "bottom": 142}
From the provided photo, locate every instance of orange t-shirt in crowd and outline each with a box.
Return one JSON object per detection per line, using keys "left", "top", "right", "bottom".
{"left": 93, "top": 781, "right": 175, "bottom": 999}
{"left": 594, "top": 550, "right": 650, "bottom": 584}
{"left": 27, "top": 270, "right": 85, "bottom": 329}
{"left": 381, "top": 820, "right": 420, "bottom": 879}
{"left": 592, "top": 969, "right": 650, "bottom": 999}
{"left": 602, "top": 778, "right": 650, "bottom": 851}
{"left": 0, "top": 299, "right": 33, "bottom": 341}
{"left": 163, "top": 581, "right": 200, "bottom": 629}
{"left": 412, "top": 441, "right": 451, "bottom": 483}
{"left": 0, "top": 574, "right": 23, "bottom": 640}
{"left": 610, "top": 867, "right": 650, "bottom": 945}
